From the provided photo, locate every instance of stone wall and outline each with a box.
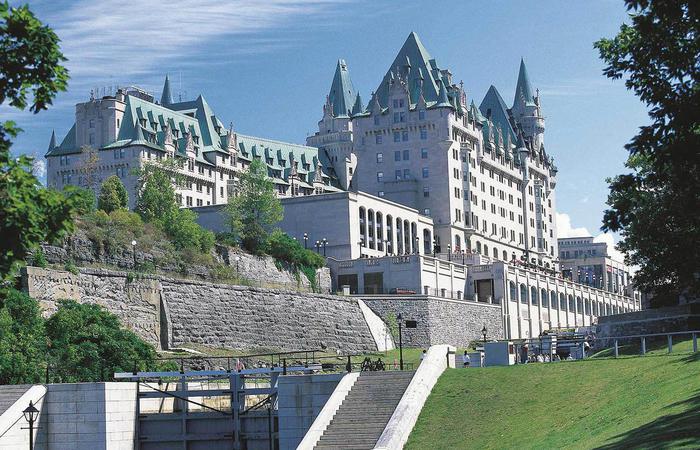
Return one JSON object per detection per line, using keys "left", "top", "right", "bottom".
{"left": 22, "top": 267, "right": 377, "bottom": 353}
{"left": 596, "top": 304, "right": 700, "bottom": 342}
{"left": 361, "top": 296, "right": 504, "bottom": 348}
{"left": 40, "top": 230, "right": 331, "bottom": 293}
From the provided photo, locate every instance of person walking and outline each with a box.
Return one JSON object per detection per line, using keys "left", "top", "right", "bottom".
{"left": 462, "top": 351, "right": 471, "bottom": 368}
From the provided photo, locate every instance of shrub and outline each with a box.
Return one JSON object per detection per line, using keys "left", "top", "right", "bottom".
{"left": 267, "top": 230, "right": 325, "bottom": 290}
{"left": 160, "top": 208, "right": 214, "bottom": 253}
{"left": 98, "top": 175, "right": 128, "bottom": 213}
{"left": 32, "top": 246, "right": 48, "bottom": 268}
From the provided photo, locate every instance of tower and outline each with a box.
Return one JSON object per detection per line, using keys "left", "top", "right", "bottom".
{"left": 161, "top": 75, "right": 173, "bottom": 107}
{"left": 511, "top": 59, "right": 545, "bottom": 150}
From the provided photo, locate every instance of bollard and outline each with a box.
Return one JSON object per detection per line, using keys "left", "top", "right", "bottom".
{"left": 346, "top": 355, "right": 352, "bottom": 373}
{"left": 668, "top": 335, "right": 673, "bottom": 353}
{"left": 283, "top": 359, "right": 287, "bottom": 375}
{"left": 614, "top": 340, "right": 619, "bottom": 358}
{"left": 693, "top": 333, "right": 698, "bottom": 353}
{"left": 641, "top": 337, "right": 646, "bottom": 355}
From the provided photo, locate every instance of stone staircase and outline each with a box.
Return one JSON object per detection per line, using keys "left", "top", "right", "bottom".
{"left": 314, "top": 371, "right": 415, "bottom": 450}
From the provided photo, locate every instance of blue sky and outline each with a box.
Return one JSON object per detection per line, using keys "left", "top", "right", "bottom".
{"left": 7, "top": 0, "right": 647, "bottom": 252}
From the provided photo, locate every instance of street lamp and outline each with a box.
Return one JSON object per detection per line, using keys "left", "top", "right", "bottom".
{"left": 447, "top": 244, "right": 452, "bottom": 261}
{"left": 482, "top": 325, "right": 488, "bottom": 346}
{"left": 322, "top": 238, "right": 328, "bottom": 257}
{"left": 397, "top": 313, "right": 404, "bottom": 371}
{"left": 414, "top": 236, "right": 420, "bottom": 255}
{"left": 23, "top": 401, "right": 39, "bottom": 450}
{"left": 461, "top": 249, "right": 465, "bottom": 265}
{"left": 131, "top": 240, "right": 137, "bottom": 267}
{"left": 303, "top": 233, "right": 308, "bottom": 249}
{"left": 315, "top": 240, "right": 321, "bottom": 254}
{"left": 234, "top": 255, "right": 240, "bottom": 277}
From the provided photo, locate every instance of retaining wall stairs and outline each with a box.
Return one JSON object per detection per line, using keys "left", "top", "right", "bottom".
{"left": 313, "top": 371, "right": 415, "bottom": 450}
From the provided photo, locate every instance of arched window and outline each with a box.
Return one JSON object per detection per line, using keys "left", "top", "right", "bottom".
{"left": 386, "top": 214, "right": 393, "bottom": 254}
{"left": 376, "top": 212, "right": 384, "bottom": 252}
{"left": 541, "top": 288, "right": 548, "bottom": 308}
{"left": 455, "top": 234, "right": 461, "bottom": 252}
{"left": 476, "top": 241, "right": 482, "bottom": 253}
{"left": 493, "top": 247, "right": 498, "bottom": 258}
{"left": 550, "top": 291, "right": 557, "bottom": 310}
{"left": 503, "top": 250, "right": 508, "bottom": 261}
{"left": 559, "top": 293, "right": 566, "bottom": 310}
{"left": 509, "top": 281, "right": 517, "bottom": 302}
{"left": 395, "top": 218, "right": 403, "bottom": 254}
{"left": 423, "top": 229, "right": 431, "bottom": 254}
{"left": 576, "top": 297, "right": 583, "bottom": 314}
{"left": 568, "top": 295, "right": 575, "bottom": 312}
{"left": 367, "top": 209, "right": 375, "bottom": 249}
{"left": 520, "top": 284, "right": 528, "bottom": 304}
{"left": 484, "top": 244, "right": 489, "bottom": 256}
{"left": 531, "top": 287, "right": 538, "bottom": 306}
{"left": 359, "top": 207, "right": 366, "bottom": 246}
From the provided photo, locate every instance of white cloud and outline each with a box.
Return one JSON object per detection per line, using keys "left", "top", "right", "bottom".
{"left": 556, "top": 212, "right": 591, "bottom": 238}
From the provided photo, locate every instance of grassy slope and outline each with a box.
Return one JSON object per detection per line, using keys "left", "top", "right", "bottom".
{"left": 407, "top": 347, "right": 700, "bottom": 450}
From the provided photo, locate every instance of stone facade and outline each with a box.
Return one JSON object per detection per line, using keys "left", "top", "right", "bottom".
{"left": 596, "top": 304, "right": 700, "bottom": 341}
{"left": 360, "top": 296, "right": 503, "bottom": 348}
{"left": 22, "top": 267, "right": 375, "bottom": 353}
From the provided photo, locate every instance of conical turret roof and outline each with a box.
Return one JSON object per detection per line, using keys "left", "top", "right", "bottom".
{"left": 513, "top": 58, "right": 535, "bottom": 107}
{"left": 161, "top": 75, "right": 174, "bottom": 107}
{"left": 328, "top": 59, "right": 356, "bottom": 117}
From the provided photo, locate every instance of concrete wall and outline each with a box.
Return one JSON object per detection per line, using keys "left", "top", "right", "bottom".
{"left": 277, "top": 373, "right": 344, "bottom": 450}
{"left": 23, "top": 267, "right": 379, "bottom": 353}
{"left": 361, "top": 296, "right": 504, "bottom": 348}
{"left": 44, "top": 383, "right": 137, "bottom": 450}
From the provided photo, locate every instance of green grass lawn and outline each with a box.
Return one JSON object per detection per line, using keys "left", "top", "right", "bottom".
{"left": 407, "top": 348, "right": 700, "bottom": 449}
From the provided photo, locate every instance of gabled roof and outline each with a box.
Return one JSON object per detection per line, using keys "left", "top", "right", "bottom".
{"left": 373, "top": 32, "right": 442, "bottom": 108}
{"left": 513, "top": 58, "right": 535, "bottom": 108}
{"left": 328, "top": 59, "right": 356, "bottom": 118}
{"left": 479, "top": 85, "right": 517, "bottom": 143}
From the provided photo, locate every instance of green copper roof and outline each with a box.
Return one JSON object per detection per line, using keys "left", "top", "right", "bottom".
{"left": 513, "top": 58, "right": 535, "bottom": 107}
{"left": 328, "top": 59, "right": 356, "bottom": 118}
{"left": 373, "top": 32, "right": 441, "bottom": 108}
{"left": 432, "top": 79, "right": 453, "bottom": 109}
{"left": 479, "top": 85, "right": 517, "bottom": 143}
{"left": 351, "top": 92, "right": 364, "bottom": 116}
{"left": 160, "top": 75, "right": 174, "bottom": 107}
{"left": 47, "top": 130, "right": 57, "bottom": 152}
{"left": 45, "top": 124, "right": 77, "bottom": 157}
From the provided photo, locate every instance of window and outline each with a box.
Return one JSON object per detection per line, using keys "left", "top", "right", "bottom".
{"left": 403, "top": 168, "right": 410, "bottom": 179}
{"left": 220, "top": 186, "right": 224, "bottom": 197}
{"left": 377, "top": 172, "right": 384, "bottom": 182}
{"left": 89, "top": 119, "right": 95, "bottom": 128}
{"left": 421, "top": 148, "right": 428, "bottom": 159}
{"left": 402, "top": 130, "right": 408, "bottom": 141}
{"left": 394, "top": 151, "right": 401, "bottom": 161}
{"left": 420, "top": 129, "right": 427, "bottom": 140}
{"left": 423, "top": 186, "right": 430, "bottom": 197}
{"left": 418, "top": 109, "right": 426, "bottom": 120}
{"left": 378, "top": 191, "right": 385, "bottom": 197}
{"left": 197, "top": 199, "right": 203, "bottom": 206}
{"left": 376, "top": 153, "right": 383, "bottom": 163}
{"left": 394, "top": 131, "right": 401, "bottom": 142}
{"left": 375, "top": 135, "right": 382, "bottom": 144}
{"left": 422, "top": 167, "right": 429, "bottom": 178}
{"left": 395, "top": 170, "right": 402, "bottom": 180}
{"left": 89, "top": 134, "right": 95, "bottom": 145}
{"left": 403, "top": 149, "right": 409, "bottom": 160}
{"left": 374, "top": 116, "right": 380, "bottom": 126}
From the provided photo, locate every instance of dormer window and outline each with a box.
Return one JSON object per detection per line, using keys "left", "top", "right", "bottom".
{"left": 140, "top": 118, "right": 147, "bottom": 127}
{"left": 193, "top": 136, "right": 199, "bottom": 145}
{"left": 173, "top": 129, "right": 179, "bottom": 138}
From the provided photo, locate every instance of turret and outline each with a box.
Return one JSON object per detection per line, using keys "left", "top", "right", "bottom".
{"left": 160, "top": 75, "right": 173, "bottom": 107}
{"left": 511, "top": 59, "right": 545, "bottom": 150}
{"left": 47, "top": 130, "right": 57, "bottom": 152}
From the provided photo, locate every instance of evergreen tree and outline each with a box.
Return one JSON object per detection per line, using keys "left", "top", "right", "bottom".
{"left": 595, "top": 0, "right": 700, "bottom": 306}
{"left": 98, "top": 175, "right": 128, "bottom": 212}
{"left": 225, "top": 158, "right": 282, "bottom": 253}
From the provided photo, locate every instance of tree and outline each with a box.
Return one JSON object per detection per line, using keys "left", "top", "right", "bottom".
{"left": 135, "top": 159, "right": 180, "bottom": 223}
{"left": 161, "top": 207, "right": 215, "bottom": 253}
{"left": 45, "top": 300, "right": 158, "bottom": 382}
{"left": 0, "top": 289, "right": 46, "bottom": 384}
{"left": 0, "top": 3, "right": 78, "bottom": 279}
{"left": 225, "top": 159, "right": 282, "bottom": 253}
{"left": 98, "top": 175, "right": 128, "bottom": 213}
{"left": 78, "top": 145, "right": 100, "bottom": 192}
{"left": 594, "top": 1, "right": 700, "bottom": 306}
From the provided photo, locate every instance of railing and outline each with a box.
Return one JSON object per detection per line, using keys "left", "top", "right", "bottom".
{"left": 604, "top": 330, "right": 699, "bottom": 358}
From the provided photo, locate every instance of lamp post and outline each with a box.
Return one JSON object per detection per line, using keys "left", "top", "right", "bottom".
{"left": 432, "top": 238, "right": 437, "bottom": 258}
{"left": 131, "top": 240, "right": 137, "bottom": 268}
{"left": 234, "top": 255, "right": 240, "bottom": 277}
{"left": 303, "top": 233, "right": 308, "bottom": 250}
{"left": 447, "top": 244, "right": 452, "bottom": 261}
{"left": 23, "top": 401, "right": 39, "bottom": 450}
{"left": 482, "top": 325, "right": 488, "bottom": 347}
{"left": 414, "top": 236, "right": 419, "bottom": 255}
{"left": 462, "top": 249, "right": 465, "bottom": 265}
{"left": 384, "top": 239, "right": 389, "bottom": 256}
{"left": 315, "top": 241, "right": 321, "bottom": 254}
{"left": 397, "top": 313, "right": 404, "bottom": 371}
{"left": 322, "top": 238, "right": 328, "bottom": 257}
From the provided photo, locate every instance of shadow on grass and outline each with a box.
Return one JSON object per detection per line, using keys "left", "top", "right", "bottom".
{"left": 595, "top": 390, "right": 700, "bottom": 449}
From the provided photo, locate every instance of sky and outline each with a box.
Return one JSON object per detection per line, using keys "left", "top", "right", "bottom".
{"left": 6, "top": 0, "right": 648, "bottom": 255}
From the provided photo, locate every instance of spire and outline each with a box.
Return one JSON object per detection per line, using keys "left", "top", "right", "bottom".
{"left": 351, "top": 92, "right": 364, "bottom": 116}
{"left": 161, "top": 75, "right": 173, "bottom": 107}
{"left": 48, "top": 130, "right": 57, "bottom": 151}
{"left": 133, "top": 121, "right": 147, "bottom": 143}
{"left": 513, "top": 58, "right": 535, "bottom": 107}
{"left": 328, "top": 59, "right": 356, "bottom": 117}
